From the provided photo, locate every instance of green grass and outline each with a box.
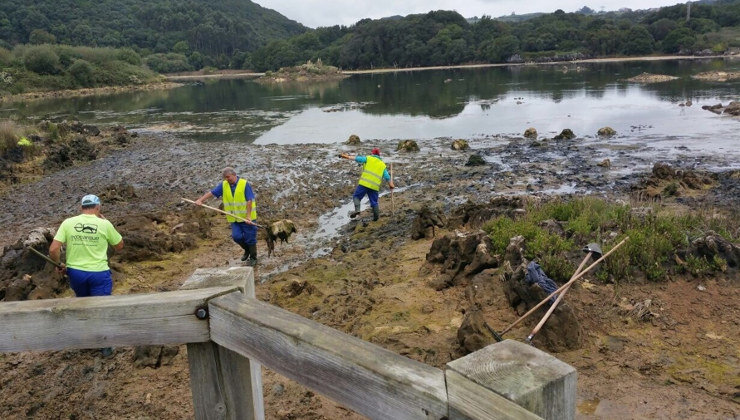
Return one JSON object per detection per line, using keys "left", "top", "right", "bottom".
{"left": 482, "top": 197, "right": 737, "bottom": 283}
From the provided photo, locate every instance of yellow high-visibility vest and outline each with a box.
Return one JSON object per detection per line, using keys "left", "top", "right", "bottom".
{"left": 222, "top": 178, "right": 257, "bottom": 222}
{"left": 358, "top": 156, "right": 386, "bottom": 191}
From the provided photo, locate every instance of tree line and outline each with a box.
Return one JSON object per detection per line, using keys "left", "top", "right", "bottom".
{"left": 0, "top": 0, "right": 738, "bottom": 75}
{"left": 0, "top": 0, "right": 305, "bottom": 71}
{"left": 251, "top": 1, "right": 740, "bottom": 71}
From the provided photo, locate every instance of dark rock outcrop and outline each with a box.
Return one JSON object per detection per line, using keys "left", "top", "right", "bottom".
{"left": 411, "top": 206, "right": 446, "bottom": 240}
{"left": 426, "top": 231, "right": 498, "bottom": 289}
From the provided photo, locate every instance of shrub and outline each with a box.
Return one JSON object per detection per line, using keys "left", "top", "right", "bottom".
{"left": 68, "top": 59, "right": 95, "bottom": 87}
{"left": 117, "top": 48, "right": 141, "bottom": 66}
{"left": 0, "top": 47, "right": 12, "bottom": 66}
{"left": 144, "top": 53, "right": 193, "bottom": 73}
{"left": 23, "top": 45, "right": 60, "bottom": 74}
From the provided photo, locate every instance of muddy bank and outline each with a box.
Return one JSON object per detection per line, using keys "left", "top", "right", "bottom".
{"left": 0, "top": 130, "right": 738, "bottom": 419}
{"left": 0, "top": 81, "right": 183, "bottom": 103}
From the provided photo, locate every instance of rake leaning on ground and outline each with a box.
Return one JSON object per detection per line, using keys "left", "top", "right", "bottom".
{"left": 484, "top": 237, "right": 628, "bottom": 343}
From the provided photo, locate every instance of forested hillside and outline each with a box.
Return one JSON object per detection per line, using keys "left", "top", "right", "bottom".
{"left": 251, "top": 1, "right": 740, "bottom": 71}
{"left": 0, "top": 0, "right": 306, "bottom": 68}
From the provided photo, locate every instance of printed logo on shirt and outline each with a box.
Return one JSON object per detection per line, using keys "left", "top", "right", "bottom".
{"left": 73, "top": 223, "right": 98, "bottom": 234}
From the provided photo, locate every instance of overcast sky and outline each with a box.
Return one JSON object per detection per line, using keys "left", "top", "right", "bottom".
{"left": 255, "top": 0, "right": 685, "bottom": 28}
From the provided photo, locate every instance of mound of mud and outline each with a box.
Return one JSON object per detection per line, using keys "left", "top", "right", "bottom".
{"left": 631, "top": 162, "right": 718, "bottom": 202}
{"left": 0, "top": 228, "right": 65, "bottom": 301}
{"left": 114, "top": 210, "right": 212, "bottom": 262}
{"left": 500, "top": 236, "right": 582, "bottom": 351}
{"left": 448, "top": 197, "right": 530, "bottom": 229}
{"left": 425, "top": 231, "right": 499, "bottom": 289}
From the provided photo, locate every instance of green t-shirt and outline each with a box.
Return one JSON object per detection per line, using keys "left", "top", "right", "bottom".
{"left": 53, "top": 214, "right": 123, "bottom": 272}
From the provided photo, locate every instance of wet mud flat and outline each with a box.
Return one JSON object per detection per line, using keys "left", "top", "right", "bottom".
{"left": 0, "top": 131, "right": 738, "bottom": 419}
{"left": 2, "top": 129, "right": 738, "bottom": 249}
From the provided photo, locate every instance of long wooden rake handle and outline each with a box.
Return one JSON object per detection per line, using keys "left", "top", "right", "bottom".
{"left": 499, "top": 236, "right": 628, "bottom": 336}
{"left": 182, "top": 198, "right": 265, "bottom": 229}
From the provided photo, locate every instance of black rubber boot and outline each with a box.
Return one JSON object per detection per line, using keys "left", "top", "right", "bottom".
{"left": 239, "top": 242, "right": 249, "bottom": 261}
{"left": 246, "top": 244, "right": 258, "bottom": 267}
{"left": 350, "top": 197, "right": 361, "bottom": 218}
{"left": 372, "top": 206, "right": 380, "bottom": 221}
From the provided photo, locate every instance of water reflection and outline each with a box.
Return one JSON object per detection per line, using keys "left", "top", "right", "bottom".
{"left": 0, "top": 58, "right": 736, "bottom": 144}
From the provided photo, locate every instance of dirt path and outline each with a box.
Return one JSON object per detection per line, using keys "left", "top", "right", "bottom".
{"left": 0, "top": 132, "right": 737, "bottom": 419}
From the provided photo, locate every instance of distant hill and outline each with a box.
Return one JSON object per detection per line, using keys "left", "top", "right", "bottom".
{"left": 0, "top": 0, "right": 306, "bottom": 58}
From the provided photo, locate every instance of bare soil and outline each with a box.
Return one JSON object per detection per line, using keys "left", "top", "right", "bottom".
{"left": 0, "top": 132, "right": 737, "bottom": 419}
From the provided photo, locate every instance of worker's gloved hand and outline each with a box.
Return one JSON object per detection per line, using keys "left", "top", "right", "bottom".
{"left": 55, "top": 263, "right": 67, "bottom": 275}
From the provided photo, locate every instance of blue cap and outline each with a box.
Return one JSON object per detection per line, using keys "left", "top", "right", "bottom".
{"left": 81, "top": 194, "right": 101, "bottom": 206}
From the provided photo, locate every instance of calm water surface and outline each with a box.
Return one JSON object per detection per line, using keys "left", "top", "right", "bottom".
{"left": 2, "top": 59, "right": 738, "bottom": 165}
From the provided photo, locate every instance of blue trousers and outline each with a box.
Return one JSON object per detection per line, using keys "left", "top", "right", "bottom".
{"left": 353, "top": 185, "right": 379, "bottom": 208}
{"left": 67, "top": 267, "right": 113, "bottom": 297}
{"left": 231, "top": 221, "right": 257, "bottom": 246}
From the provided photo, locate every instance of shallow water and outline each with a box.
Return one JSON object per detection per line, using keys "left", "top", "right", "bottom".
{"left": 2, "top": 59, "right": 738, "bottom": 171}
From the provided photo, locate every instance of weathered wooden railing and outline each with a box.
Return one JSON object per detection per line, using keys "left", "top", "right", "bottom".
{"left": 0, "top": 267, "right": 576, "bottom": 420}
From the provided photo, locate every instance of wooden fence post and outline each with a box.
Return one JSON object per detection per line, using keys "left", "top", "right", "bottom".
{"left": 181, "top": 267, "right": 265, "bottom": 420}
{"left": 446, "top": 339, "right": 575, "bottom": 420}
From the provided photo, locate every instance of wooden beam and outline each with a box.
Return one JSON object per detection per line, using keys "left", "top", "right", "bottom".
{"left": 446, "top": 370, "right": 542, "bottom": 420}
{"left": 183, "top": 267, "right": 264, "bottom": 420}
{"left": 0, "top": 286, "right": 237, "bottom": 353}
{"left": 447, "top": 340, "right": 575, "bottom": 420}
{"left": 209, "top": 293, "right": 448, "bottom": 420}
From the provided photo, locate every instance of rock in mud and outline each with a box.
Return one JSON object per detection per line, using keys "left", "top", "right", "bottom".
{"left": 553, "top": 129, "right": 576, "bottom": 140}
{"left": 396, "top": 140, "right": 419, "bottom": 152}
{"left": 691, "top": 232, "right": 740, "bottom": 268}
{"left": 523, "top": 127, "right": 538, "bottom": 139}
{"left": 451, "top": 139, "right": 469, "bottom": 151}
{"left": 346, "top": 134, "right": 361, "bottom": 145}
{"left": 464, "top": 154, "right": 485, "bottom": 166}
{"left": 702, "top": 103, "right": 724, "bottom": 114}
{"left": 133, "top": 345, "right": 180, "bottom": 368}
{"left": 457, "top": 308, "right": 496, "bottom": 353}
{"left": 724, "top": 101, "right": 740, "bottom": 116}
{"left": 597, "top": 127, "right": 616, "bottom": 137}
{"left": 281, "top": 280, "right": 318, "bottom": 297}
{"left": 411, "top": 206, "right": 446, "bottom": 240}
{"left": 426, "top": 231, "right": 498, "bottom": 289}
{"left": 598, "top": 158, "right": 611, "bottom": 168}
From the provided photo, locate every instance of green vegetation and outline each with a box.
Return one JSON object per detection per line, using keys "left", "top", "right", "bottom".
{"left": 260, "top": 59, "right": 345, "bottom": 82}
{"left": 0, "top": 120, "right": 41, "bottom": 165}
{"left": 0, "top": 0, "right": 305, "bottom": 70}
{"left": 0, "top": 44, "right": 160, "bottom": 95}
{"left": 482, "top": 197, "right": 737, "bottom": 283}
{"left": 251, "top": 1, "right": 740, "bottom": 71}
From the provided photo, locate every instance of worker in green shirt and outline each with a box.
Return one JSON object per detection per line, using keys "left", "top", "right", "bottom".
{"left": 49, "top": 194, "right": 124, "bottom": 297}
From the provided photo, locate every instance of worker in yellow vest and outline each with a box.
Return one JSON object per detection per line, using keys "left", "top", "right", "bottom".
{"left": 195, "top": 167, "right": 258, "bottom": 266}
{"left": 339, "top": 147, "right": 395, "bottom": 221}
